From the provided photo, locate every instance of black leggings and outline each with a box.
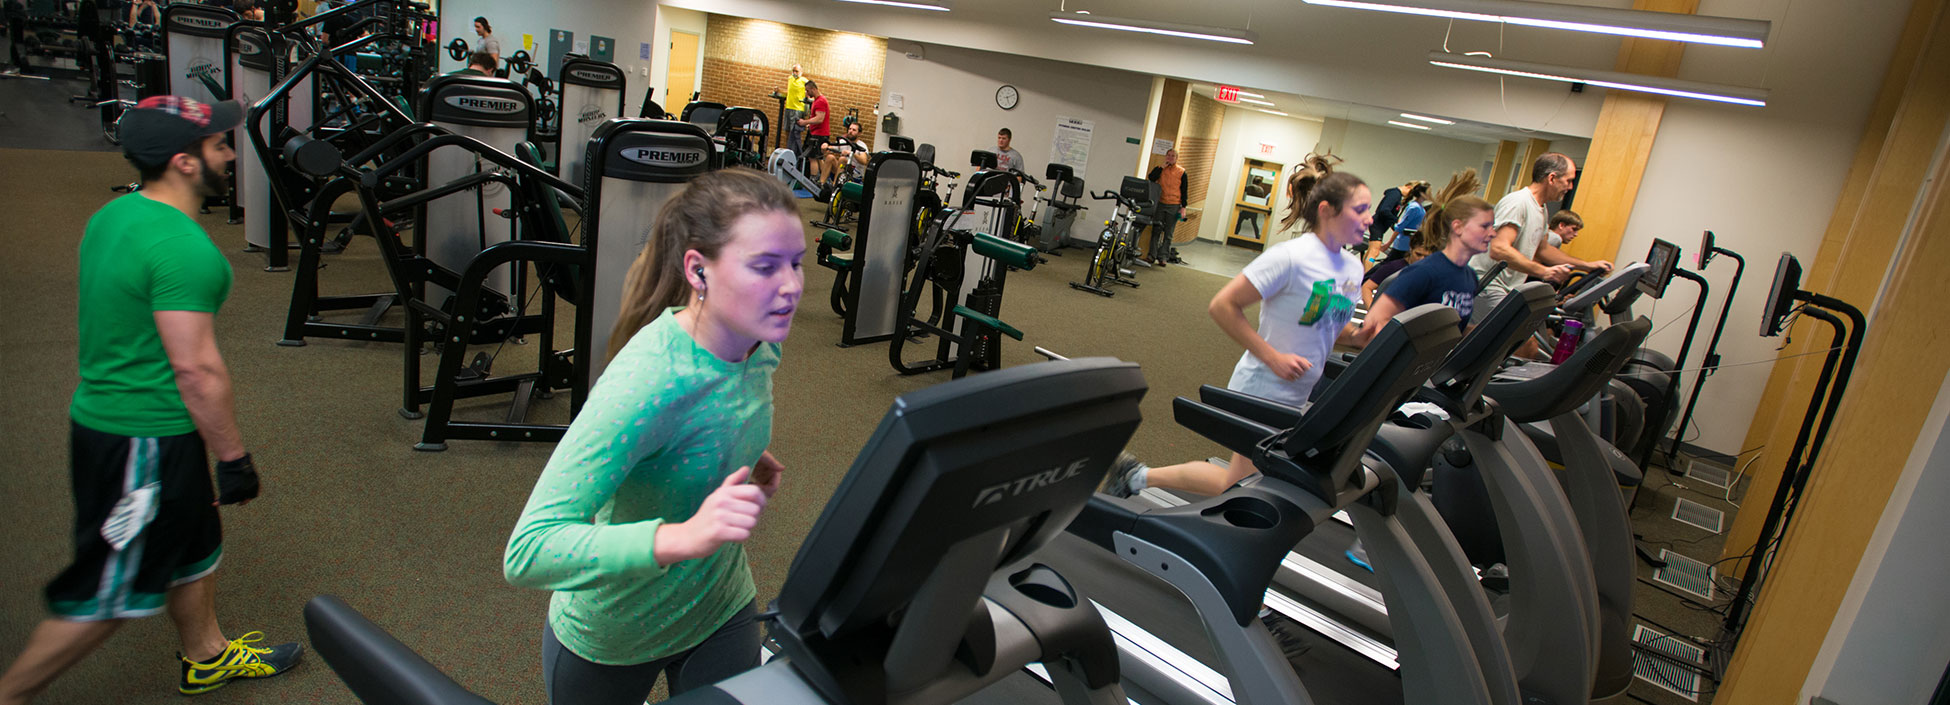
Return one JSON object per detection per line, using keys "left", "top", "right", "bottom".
{"left": 541, "top": 602, "right": 761, "bottom": 705}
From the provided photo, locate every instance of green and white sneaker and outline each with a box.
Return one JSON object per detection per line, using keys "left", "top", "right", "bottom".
{"left": 179, "top": 631, "right": 303, "bottom": 695}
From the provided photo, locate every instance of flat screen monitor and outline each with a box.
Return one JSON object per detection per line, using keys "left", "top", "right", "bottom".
{"left": 1637, "top": 238, "right": 1681, "bottom": 299}
{"left": 1760, "top": 252, "right": 1802, "bottom": 337}
{"left": 1698, "top": 230, "right": 1717, "bottom": 269}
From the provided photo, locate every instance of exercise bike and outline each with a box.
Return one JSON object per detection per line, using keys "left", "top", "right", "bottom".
{"left": 1069, "top": 176, "right": 1153, "bottom": 297}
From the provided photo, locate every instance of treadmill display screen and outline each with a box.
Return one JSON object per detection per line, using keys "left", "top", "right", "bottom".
{"left": 1638, "top": 238, "right": 1681, "bottom": 299}
{"left": 1760, "top": 253, "right": 1802, "bottom": 337}
{"left": 1698, "top": 230, "right": 1717, "bottom": 269}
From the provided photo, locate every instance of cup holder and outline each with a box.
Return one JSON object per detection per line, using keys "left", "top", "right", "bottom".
{"left": 1201, "top": 496, "right": 1278, "bottom": 530}
{"left": 1008, "top": 564, "right": 1077, "bottom": 609}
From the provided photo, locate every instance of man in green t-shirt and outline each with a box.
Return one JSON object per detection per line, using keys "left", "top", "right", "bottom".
{"left": 0, "top": 96, "right": 301, "bottom": 704}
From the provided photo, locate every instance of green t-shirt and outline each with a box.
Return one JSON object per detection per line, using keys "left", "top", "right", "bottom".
{"left": 504, "top": 308, "right": 779, "bottom": 665}
{"left": 72, "top": 193, "right": 233, "bottom": 437}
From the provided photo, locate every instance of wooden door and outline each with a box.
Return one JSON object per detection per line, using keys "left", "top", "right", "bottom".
{"left": 666, "top": 30, "right": 699, "bottom": 104}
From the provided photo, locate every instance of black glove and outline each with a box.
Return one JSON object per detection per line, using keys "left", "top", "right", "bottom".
{"left": 216, "top": 453, "right": 261, "bottom": 505}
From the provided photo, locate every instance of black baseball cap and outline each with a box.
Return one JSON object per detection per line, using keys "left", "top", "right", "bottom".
{"left": 120, "top": 95, "right": 244, "bottom": 168}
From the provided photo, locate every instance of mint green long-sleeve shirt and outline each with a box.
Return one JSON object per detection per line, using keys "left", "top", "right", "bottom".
{"left": 504, "top": 309, "right": 779, "bottom": 665}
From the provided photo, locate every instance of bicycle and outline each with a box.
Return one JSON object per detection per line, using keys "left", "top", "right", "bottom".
{"left": 1069, "top": 188, "right": 1148, "bottom": 297}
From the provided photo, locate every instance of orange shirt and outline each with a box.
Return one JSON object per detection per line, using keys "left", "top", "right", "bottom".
{"left": 1159, "top": 164, "right": 1186, "bottom": 205}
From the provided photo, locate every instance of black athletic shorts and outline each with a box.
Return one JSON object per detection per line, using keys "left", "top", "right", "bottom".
{"left": 44, "top": 420, "right": 224, "bottom": 621}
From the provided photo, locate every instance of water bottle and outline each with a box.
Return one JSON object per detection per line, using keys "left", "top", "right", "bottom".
{"left": 1549, "top": 319, "right": 1584, "bottom": 364}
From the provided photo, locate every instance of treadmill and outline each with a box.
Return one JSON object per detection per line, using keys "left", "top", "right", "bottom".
{"left": 1031, "top": 304, "right": 1520, "bottom": 705}
{"left": 1262, "top": 269, "right": 1656, "bottom": 704}
{"left": 301, "top": 358, "right": 1155, "bottom": 705}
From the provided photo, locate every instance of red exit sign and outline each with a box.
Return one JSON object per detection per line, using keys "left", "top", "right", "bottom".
{"left": 1216, "top": 85, "right": 1240, "bottom": 103}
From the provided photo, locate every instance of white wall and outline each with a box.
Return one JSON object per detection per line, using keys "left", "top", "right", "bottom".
{"left": 439, "top": 0, "right": 662, "bottom": 112}
{"left": 1323, "top": 118, "right": 1497, "bottom": 203}
{"left": 647, "top": 6, "right": 707, "bottom": 110}
{"left": 1803, "top": 369, "right": 1950, "bottom": 704}
{"left": 1609, "top": 0, "right": 1913, "bottom": 455}
{"left": 1197, "top": 107, "right": 1325, "bottom": 244}
{"left": 877, "top": 42, "right": 1150, "bottom": 231}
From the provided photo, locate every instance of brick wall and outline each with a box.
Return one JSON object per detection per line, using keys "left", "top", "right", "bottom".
{"left": 699, "top": 15, "right": 886, "bottom": 148}
{"left": 1174, "top": 94, "right": 1226, "bottom": 243}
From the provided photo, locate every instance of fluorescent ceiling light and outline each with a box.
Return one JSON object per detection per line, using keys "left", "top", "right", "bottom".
{"left": 1399, "top": 112, "right": 1455, "bottom": 124}
{"left": 1258, "top": 109, "right": 1291, "bottom": 116}
{"left": 1305, "top": 0, "right": 1769, "bottom": 49}
{"left": 1427, "top": 51, "right": 1768, "bottom": 106}
{"left": 1387, "top": 120, "right": 1432, "bottom": 130}
{"left": 836, "top": 0, "right": 950, "bottom": 10}
{"left": 1049, "top": 12, "right": 1258, "bottom": 45}
{"left": 1237, "top": 90, "right": 1266, "bottom": 99}
{"left": 1238, "top": 97, "right": 1276, "bottom": 106}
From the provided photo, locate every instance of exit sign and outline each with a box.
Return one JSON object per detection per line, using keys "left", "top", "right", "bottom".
{"left": 1216, "top": 85, "right": 1240, "bottom": 103}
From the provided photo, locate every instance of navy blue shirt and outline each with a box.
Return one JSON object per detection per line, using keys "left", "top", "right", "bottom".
{"left": 1381, "top": 253, "right": 1476, "bottom": 330}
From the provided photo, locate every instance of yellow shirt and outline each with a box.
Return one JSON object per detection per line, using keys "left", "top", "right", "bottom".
{"left": 786, "top": 75, "right": 808, "bottom": 111}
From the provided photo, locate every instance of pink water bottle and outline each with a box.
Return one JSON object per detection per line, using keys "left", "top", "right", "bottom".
{"left": 1549, "top": 319, "right": 1584, "bottom": 364}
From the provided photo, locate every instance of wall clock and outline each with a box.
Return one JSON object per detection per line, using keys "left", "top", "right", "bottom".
{"left": 996, "top": 84, "right": 1020, "bottom": 110}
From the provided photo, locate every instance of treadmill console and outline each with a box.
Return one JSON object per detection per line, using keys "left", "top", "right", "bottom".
{"left": 1698, "top": 230, "right": 1717, "bottom": 269}
{"left": 1759, "top": 252, "right": 1802, "bottom": 337}
{"left": 1637, "top": 238, "right": 1682, "bottom": 299}
{"left": 1562, "top": 262, "right": 1648, "bottom": 311}
{"left": 773, "top": 356, "right": 1145, "bottom": 638}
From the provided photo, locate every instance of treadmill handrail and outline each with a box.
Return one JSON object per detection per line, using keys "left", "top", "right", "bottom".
{"left": 1488, "top": 317, "right": 1654, "bottom": 422}
{"left": 1561, "top": 262, "right": 1648, "bottom": 312}
{"left": 1178, "top": 305, "right": 1461, "bottom": 511}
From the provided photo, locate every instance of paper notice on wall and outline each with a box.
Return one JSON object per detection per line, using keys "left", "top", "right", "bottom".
{"left": 574, "top": 40, "right": 589, "bottom": 55}
{"left": 1151, "top": 138, "right": 1173, "bottom": 155}
{"left": 522, "top": 34, "right": 534, "bottom": 51}
{"left": 1051, "top": 116, "right": 1094, "bottom": 178}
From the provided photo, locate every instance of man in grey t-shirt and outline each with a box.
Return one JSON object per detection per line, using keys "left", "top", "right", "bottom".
{"left": 473, "top": 17, "right": 502, "bottom": 69}
{"left": 995, "top": 128, "right": 1027, "bottom": 174}
{"left": 1469, "top": 153, "right": 1611, "bottom": 333}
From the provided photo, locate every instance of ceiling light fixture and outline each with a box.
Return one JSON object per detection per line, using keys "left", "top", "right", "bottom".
{"left": 1237, "top": 89, "right": 1266, "bottom": 99}
{"left": 1427, "top": 51, "right": 1768, "bottom": 106}
{"left": 1387, "top": 120, "right": 1432, "bottom": 130}
{"left": 1305, "top": 0, "right": 1769, "bottom": 48}
{"left": 1399, "top": 112, "right": 1455, "bottom": 124}
{"left": 1258, "top": 109, "right": 1291, "bottom": 116}
{"left": 1048, "top": 12, "right": 1258, "bottom": 45}
{"left": 836, "top": 0, "right": 951, "bottom": 11}
{"left": 1238, "top": 97, "right": 1276, "bottom": 106}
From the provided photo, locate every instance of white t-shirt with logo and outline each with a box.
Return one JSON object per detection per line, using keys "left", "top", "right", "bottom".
{"left": 1227, "top": 229, "right": 1364, "bottom": 406}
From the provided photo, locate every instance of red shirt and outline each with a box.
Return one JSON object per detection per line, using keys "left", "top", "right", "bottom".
{"left": 808, "top": 95, "right": 831, "bottom": 136}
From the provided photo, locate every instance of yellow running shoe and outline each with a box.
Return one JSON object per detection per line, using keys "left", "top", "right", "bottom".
{"left": 178, "top": 631, "right": 304, "bottom": 695}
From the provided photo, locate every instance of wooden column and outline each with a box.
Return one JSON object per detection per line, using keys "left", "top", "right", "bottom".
{"left": 1143, "top": 79, "right": 1189, "bottom": 175}
{"left": 1558, "top": 0, "right": 1698, "bottom": 263}
{"left": 1486, "top": 140, "right": 1520, "bottom": 200}
{"left": 1717, "top": 7, "right": 1950, "bottom": 703}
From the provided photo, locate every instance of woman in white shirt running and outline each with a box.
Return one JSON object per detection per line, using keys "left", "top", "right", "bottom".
{"left": 1104, "top": 154, "right": 1373, "bottom": 497}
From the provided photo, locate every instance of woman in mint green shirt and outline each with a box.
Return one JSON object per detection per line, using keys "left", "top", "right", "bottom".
{"left": 504, "top": 169, "right": 806, "bottom": 705}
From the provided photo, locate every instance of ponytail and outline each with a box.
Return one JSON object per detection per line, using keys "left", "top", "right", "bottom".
{"left": 607, "top": 168, "right": 798, "bottom": 361}
{"left": 1279, "top": 151, "right": 1364, "bottom": 233}
{"left": 1417, "top": 168, "right": 1490, "bottom": 252}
